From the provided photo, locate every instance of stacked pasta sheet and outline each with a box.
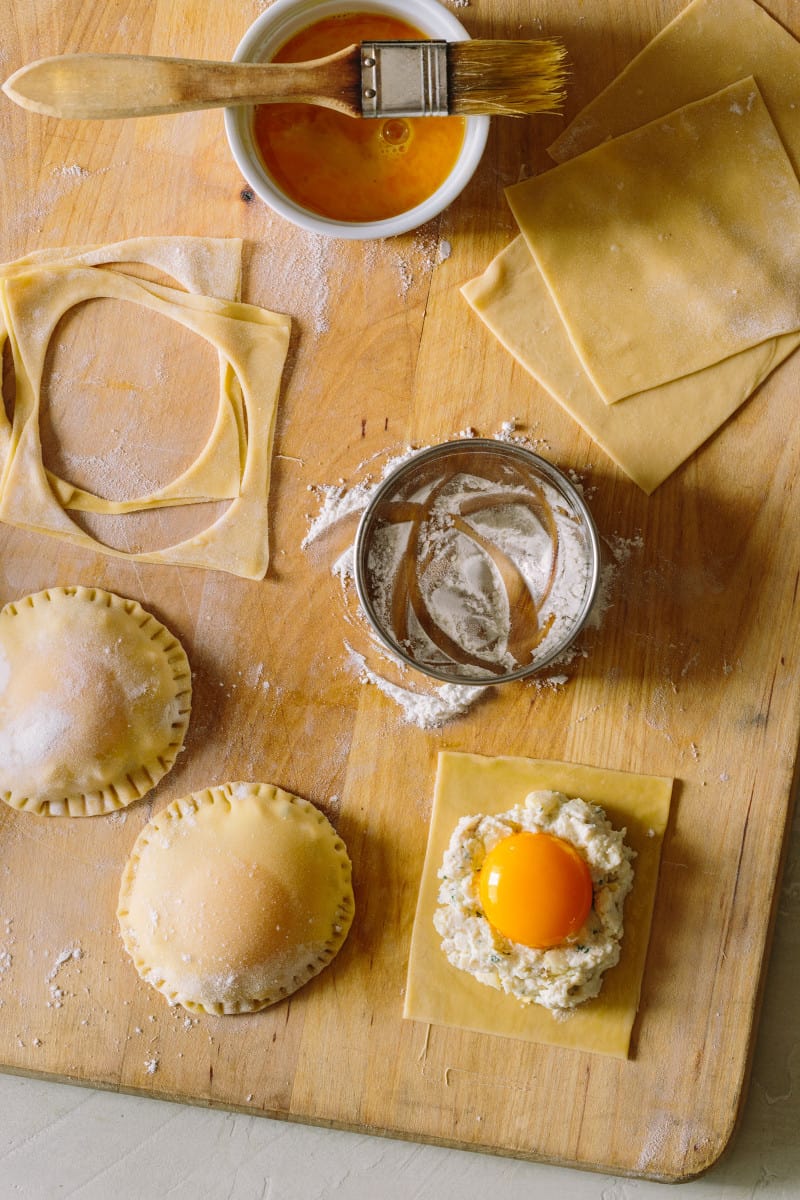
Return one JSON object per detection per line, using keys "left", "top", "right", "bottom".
{"left": 463, "top": 0, "right": 800, "bottom": 493}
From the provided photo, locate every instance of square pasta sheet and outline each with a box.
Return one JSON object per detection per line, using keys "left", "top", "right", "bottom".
{"left": 404, "top": 752, "right": 673, "bottom": 1058}
{"left": 0, "top": 238, "right": 291, "bottom": 577}
{"left": 506, "top": 79, "right": 800, "bottom": 404}
{"left": 549, "top": 0, "right": 800, "bottom": 170}
{"left": 463, "top": 0, "right": 800, "bottom": 492}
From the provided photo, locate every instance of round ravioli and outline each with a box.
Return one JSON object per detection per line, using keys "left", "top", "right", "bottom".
{"left": 117, "top": 782, "right": 355, "bottom": 1014}
{"left": 0, "top": 587, "right": 191, "bottom": 817}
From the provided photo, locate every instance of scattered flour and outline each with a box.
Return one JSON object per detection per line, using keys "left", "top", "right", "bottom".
{"left": 302, "top": 445, "right": 421, "bottom": 549}
{"left": 359, "top": 227, "right": 446, "bottom": 302}
{"left": 303, "top": 480, "right": 378, "bottom": 548}
{"left": 585, "top": 531, "right": 645, "bottom": 632}
{"left": 347, "top": 643, "right": 486, "bottom": 730}
{"left": 250, "top": 229, "right": 331, "bottom": 335}
{"left": 51, "top": 164, "right": 90, "bottom": 179}
{"left": 0, "top": 917, "right": 14, "bottom": 983}
{"left": 47, "top": 944, "right": 83, "bottom": 982}
{"left": 244, "top": 661, "right": 268, "bottom": 689}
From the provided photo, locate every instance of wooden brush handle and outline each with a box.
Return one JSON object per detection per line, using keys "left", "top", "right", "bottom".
{"left": 2, "top": 50, "right": 362, "bottom": 119}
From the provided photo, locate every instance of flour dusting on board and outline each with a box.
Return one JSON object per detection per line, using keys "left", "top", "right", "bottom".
{"left": 249, "top": 227, "right": 331, "bottom": 335}
{"left": 52, "top": 164, "right": 90, "bottom": 179}
{"left": 359, "top": 228, "right": 451, "bottom": 302}
{"left": 0, "top": 916, "right": 13, "bottom": 984}
{"left": 346, "top": 643, "right": 486, "bottom": 729}
{"left": 47, "top": 944, "right": 83, "bottom": 982}
{"left": 251, "top": 220, "right": 449, "bottom": 335}
{"left": 302, "top": 426, "right": 634, "bottom": 727}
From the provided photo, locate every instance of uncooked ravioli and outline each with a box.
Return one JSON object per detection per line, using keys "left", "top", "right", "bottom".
{"left": 117, "top": 782, "right": 355, "bottom": 1014}
{"left": 0, "top": 587, "right": 191, "bottom": 817}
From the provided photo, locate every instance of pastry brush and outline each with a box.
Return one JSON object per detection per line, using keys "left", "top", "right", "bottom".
{"left": 2, "top": 40, "right": 568, "bottom": 121}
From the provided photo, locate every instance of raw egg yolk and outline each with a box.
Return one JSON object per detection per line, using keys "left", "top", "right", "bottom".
{"left": 478, "top": 831, "right": 593, "bottom": 949}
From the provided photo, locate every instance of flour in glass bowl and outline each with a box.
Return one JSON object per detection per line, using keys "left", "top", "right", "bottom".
{"left": 361, "top": 468, "right": 596, "bottom": 681}
{"left": 302, "top": 433, "right": 609, "bottom": 727}
{"left": 355, "top": 441, "right": 599, "bottom": 684}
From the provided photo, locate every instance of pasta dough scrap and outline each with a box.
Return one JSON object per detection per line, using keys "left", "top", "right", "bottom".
{"left": 0, "top": 237, "right": 245, "bottom": 512}
{"left": 0, "top": 263, "right": 291, "bottom": 579}
{"left": 0, "top": 236, "right": 244, "bottom": 297}
{"left": 404, "top": 752, "right": 673, "bottom": 1058}
{"left": 43, "top": 356, "right": 243, "bottom": 514}
{"left": 117, "top": 782, "right": 355, "bottom": 1015}
{"left": 0, "top": 587, "right": 191, "bottom": 817}
{"left": 505, "top": 79, "right": 800, "bottom": 404}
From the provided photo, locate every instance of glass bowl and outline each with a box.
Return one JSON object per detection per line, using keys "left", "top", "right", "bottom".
{"left": 353, "top": 440, "right": 601, "bottom": 684}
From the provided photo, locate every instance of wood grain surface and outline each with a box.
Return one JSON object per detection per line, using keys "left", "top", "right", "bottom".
{"left": 1, "top": 0, "right": 799, "bottom": 1182}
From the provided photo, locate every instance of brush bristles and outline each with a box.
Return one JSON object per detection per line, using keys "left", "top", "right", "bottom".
{"left": 447, "top": 39, "right": 568, "bottom": 116}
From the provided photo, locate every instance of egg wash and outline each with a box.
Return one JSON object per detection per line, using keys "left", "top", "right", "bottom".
{"left": 253, "top": 13, "right": 467, "bottom": 222}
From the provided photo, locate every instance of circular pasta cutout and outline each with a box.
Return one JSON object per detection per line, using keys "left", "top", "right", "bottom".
{"left": 0, "top": 587, "right": 191, "bottom": 816}
{"left": 117, "top": 782, "right": 355, "bottom": 1014}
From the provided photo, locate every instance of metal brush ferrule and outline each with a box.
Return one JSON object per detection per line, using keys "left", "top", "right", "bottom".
{"left": 360, "top": 40, "right": 449, "bottom": 118}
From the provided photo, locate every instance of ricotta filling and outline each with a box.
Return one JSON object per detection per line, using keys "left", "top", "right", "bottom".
{"left": 433, "top": 790, "right": 635, "bottom": 1016}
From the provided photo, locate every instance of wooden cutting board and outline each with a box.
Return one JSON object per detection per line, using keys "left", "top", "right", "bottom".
{"left": 1, "top": 0, "right": 799, "bottom": 1182}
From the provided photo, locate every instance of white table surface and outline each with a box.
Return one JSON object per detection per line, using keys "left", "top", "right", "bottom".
{"left": 1, "top": 799, "right": 797, "bottom": 1200}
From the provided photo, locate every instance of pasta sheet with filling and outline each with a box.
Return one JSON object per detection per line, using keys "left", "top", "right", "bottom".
{"left": 404, "top": 751, "right": 673, "bottom": 1058}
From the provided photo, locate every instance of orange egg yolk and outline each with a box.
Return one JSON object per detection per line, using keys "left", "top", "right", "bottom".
{"left": 478, "top": 831, "right": 593, "bottom": 950}
{"left": 253, "top": 13, "right": 466, "bottom": 222}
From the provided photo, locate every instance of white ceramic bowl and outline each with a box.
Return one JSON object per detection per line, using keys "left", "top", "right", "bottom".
{"left": 224, "top": 0, "right": 490, "bottom": 239}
